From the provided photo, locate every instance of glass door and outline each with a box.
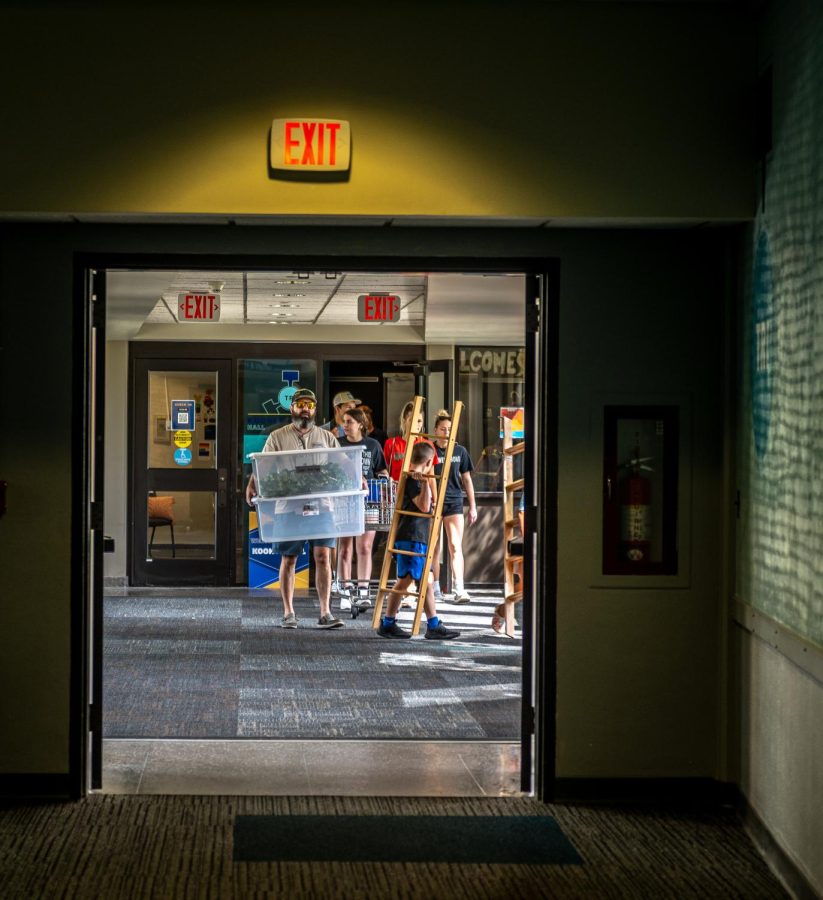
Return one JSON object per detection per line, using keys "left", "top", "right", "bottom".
{"left": 131, "top": 358, "right": 233, "bottom": 585}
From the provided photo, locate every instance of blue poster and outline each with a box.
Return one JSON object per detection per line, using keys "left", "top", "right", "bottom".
{"left": 174, "top": 447, "right": 192, "bottom": 466}
{"left": 171, "top": 399, "right": 196, "bottom": 430}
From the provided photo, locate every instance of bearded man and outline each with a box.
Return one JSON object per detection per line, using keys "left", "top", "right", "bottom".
{"left": 245, "top": 388, "right": 343, "bottom": 630}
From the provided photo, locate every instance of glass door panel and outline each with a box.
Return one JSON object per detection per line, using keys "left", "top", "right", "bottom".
{"left": 132, "top": 358, "right": 232, "bottom": 586}
{"left": 146, "top": 490, "right": 216, "bottom": 560}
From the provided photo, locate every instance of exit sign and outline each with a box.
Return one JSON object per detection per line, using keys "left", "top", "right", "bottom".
{"left": 270, "top": 118, "right": 351, "bottom": 172}
{"left": 177, "top": 293, "right": 221, "bottom": 322}
{"left": 358, "top": 293, "right": 401, "bottom": 323}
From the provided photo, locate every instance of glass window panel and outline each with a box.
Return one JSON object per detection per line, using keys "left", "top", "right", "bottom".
{"left": 456, "top": 347, "right": 525, "bottom": 493}
{"left": 146, "top": 490, "right": 216, "bottom": 560}
{"left": 148, "top": 371, "right": 218, "bottom": 470}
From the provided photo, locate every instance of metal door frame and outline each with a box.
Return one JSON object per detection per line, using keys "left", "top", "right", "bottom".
{"left": 129, "top": 356, "right": 234, "bottom": 586}
{"left": 75, "top": 250, "right": 559, "bottom": 802}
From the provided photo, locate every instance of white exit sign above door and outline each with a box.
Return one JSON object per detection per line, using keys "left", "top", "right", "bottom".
{"left": 270, "top": 118, "right": 351, "bottom": 172}
{"left": 177, "top": 293, "right": 221, "bottom": 322}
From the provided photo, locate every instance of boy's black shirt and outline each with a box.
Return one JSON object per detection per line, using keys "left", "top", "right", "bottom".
{"left": 396, "top": 477, "right": 431, "bottom": 544}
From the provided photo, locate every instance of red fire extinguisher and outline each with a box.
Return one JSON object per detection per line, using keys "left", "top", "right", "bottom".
{"left": 619, "top": 437, "right": 653, "bottom": 563}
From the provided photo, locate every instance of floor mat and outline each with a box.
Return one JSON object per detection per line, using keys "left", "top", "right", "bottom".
{"left": 233, "top": 814, "right": 581, "bottom": 864}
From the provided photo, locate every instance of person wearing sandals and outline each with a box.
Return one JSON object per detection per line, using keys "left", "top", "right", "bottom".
{"left": 244, "top": 388, "right": 344, "bottom": 630}
{"left": 377, "top": 442, "right": 460, "bottom": 641}
{"left": 430, "top": 409, "right": 477, "bottom": 605}
{"left": 336, "top": 407, "right": 389, "bottom": 612}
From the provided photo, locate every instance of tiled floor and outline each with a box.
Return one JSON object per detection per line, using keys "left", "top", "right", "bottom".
{"left": 102, "top": 739, "right": 523, "bottom": 797}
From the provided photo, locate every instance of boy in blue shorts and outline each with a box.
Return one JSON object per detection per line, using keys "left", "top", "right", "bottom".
{"left": 378, "top": 442, "right": 460, "bottom": 640}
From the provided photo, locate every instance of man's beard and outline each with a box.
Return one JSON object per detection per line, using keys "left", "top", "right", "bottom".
{"left": 291, "top": 412, "right": 314, "bottom": 432}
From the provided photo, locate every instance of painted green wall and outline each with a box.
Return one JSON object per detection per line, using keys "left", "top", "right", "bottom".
{"left": 0, "top": 3, "right": 753, "bottom": 219}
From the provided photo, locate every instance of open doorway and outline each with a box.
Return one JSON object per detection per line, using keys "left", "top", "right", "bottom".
{"left": 92, "top": 263, "right": 541, "bottom": 797}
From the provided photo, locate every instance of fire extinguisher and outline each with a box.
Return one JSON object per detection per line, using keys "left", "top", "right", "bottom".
{"left": 619, "top": 437, "right": 654, "bottom": 563}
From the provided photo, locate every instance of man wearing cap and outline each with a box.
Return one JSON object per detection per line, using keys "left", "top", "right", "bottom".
{"left": 322, "top": 390, "right": 361, "bottom": 438}
{"left": 245, "top": 388, "right": 344, "bottom": 630}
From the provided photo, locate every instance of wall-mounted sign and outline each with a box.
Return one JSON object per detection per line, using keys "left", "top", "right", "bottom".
{"left": 270, "top": 118, "right": 351, "bottom": 172}
{"left": 177, "top": 293, "right": 221, "bottom": 322}
{"left": 171, "top": 400, "right": 196, "bottom": 430}
{"left": 458, "top": 347, "right": 525, "bottom": 378}
{"left": 357, "top": 293, "right": 401, "bottom": 323}
{"left": 173, "top": 430, "right": 192, "bottom": 448}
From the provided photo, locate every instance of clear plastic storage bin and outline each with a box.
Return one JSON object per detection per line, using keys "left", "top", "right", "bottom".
{"left": 250, "top": 446, "right": 364, "bottom": 499}
{"left": 253, "top": 491, "right": 367, "bottom": 542}
{"left": 249, "top": 447, "right": 363, "bottom": 500}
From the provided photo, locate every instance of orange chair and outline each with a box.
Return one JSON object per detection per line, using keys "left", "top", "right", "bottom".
{"left": 148, "top": 494, "right": 176, "bottom": 558}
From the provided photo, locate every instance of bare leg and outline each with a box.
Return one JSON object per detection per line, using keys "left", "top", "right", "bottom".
{"left": 314, "top": 546, "right": 333, "bottom": 617}
{"left": 443, "top": 514, "right": 465, "bottom": 591}
{"left": 386, "top": 574, "right": 412, "bottom": 618}
{"left": 279, "top": 554, "right": 297, "bottom": 616}
{"left": 337, "top": 536, "right": 353, "bottom": 586}
{"left": 431, "top": 524, "right": 443, "bottom": 584}
{"left": 423, "top": 572, "right": 437, "bottom": 619}
{"left": 355, "top": 531, "right": 376, "bottom": 587}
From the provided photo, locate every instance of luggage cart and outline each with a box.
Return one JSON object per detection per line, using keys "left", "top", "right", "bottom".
{"left": 364, "top": 477, "right": 397, "bottom": 532}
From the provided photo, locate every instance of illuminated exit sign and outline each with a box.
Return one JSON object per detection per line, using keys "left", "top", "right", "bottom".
{"left": 270, "top": 118, "right": 351, "bottom": 172}
{"left": 358, "top": 293, "right": 401, "bottom": 323}
{"left": 177, "top": 293, "right": 221, "bottom": 322}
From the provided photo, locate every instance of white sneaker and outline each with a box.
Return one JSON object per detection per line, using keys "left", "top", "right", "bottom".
{"left": 356, "top": 588, "right": 372, "bottom": 609}
{"left": 340, "top": 595, "right": 352, "bottom": 611}
{"left": 452, "top": 590, "right": 472, "bottom": 604}
{"left": 433, "top": 586, "right": 444, "bottom": 602}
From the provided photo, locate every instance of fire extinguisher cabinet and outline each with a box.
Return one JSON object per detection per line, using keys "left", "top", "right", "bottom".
{"left": 602, "top": 405, "right": 679, "bottom": 576}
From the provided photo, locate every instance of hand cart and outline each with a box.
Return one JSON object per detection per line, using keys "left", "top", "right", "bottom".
{"left": 334, "top": 478, "right": 397, "bottom": 618}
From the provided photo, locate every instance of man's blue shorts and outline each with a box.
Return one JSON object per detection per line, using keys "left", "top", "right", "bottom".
{"left": 394, "top": 540, "right": 427, "bottom": 580}
{"left": 274, "top": 537, "right": 336, "bottom": 556}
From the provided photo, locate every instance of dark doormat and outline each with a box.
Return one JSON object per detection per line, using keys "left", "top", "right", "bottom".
{"left": 234, "top": 814, "right": 582, "bottom": 864}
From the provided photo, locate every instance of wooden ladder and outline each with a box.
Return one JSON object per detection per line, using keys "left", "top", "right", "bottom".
{"left": 501, "top": 415, "right": 524, "bottom": 637}
{"left": 372, "top": 396, "right": 464, "bottom": 635}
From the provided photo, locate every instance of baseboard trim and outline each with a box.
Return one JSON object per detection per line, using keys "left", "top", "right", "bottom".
{"left": 0, "top": 773, "right": 78, "bottom": 801}
{"left": 735, "top": 789, "right": 820, "bottom": 900}
{"left": 552, "top": 777, "right": 737, "bottom": 806}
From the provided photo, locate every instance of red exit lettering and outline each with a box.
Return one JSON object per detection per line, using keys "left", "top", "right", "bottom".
{"left": 179, "top": 294, "right": 219, "bottom": 321}
{"left": 361, "top": 294, "right": 400, "bottom": 322}
{"left": 284, "top": 120, "right": 341, "bottom": 167}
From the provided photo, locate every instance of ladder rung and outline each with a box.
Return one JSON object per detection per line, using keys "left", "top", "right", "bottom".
{"left": 390, "top": 548, "right": 427, "bottom": 558}
{"left": 506, "top": 555, "right": 524, "bottom": 565}
{"left": 410, "top": 432, "right": 441, "bottom": 441}
{"left": 505, "top": 591, "right": 523, "bottom": 603}
{"left": 504, "top": 518, "right": 518, "bottom": 527}
{"left": 505, "top": 478, "right": 525, "bottom": 491}
{"left": 396, "top": 509, "right": 434, "bottom": 518}
{"left": 503, "top": 443, "right": 525, "bottom": 456}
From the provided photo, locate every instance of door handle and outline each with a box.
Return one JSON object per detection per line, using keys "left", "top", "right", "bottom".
{"left": 218, "top": 468, "right": 228, "bottom": 508}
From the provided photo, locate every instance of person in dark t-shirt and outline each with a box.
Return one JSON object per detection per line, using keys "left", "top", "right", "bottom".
{"left": 377, "top": 442, "right": 460, "bottom": 641}
{"left": 336, "top": 407, "right": 389, "bottom": 611}
{"left": 430, "top": 410, "right": 477, "bottom": 604}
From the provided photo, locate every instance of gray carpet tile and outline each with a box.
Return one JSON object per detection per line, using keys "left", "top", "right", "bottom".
{"left": 104, "top": 588, "right": 522, "bottom": 740}
{"left": 0, "top": 794, "right": 790, "bottom": 900}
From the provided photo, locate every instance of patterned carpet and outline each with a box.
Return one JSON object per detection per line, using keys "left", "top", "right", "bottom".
{"left": 103, "top": 587, "right": 522, "bottom": 740}
{"left": 0, "top": 794, "right": 790, "bottom": 899}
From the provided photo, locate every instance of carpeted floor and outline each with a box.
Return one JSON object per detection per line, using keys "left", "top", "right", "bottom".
{"left": 0, "top": 794, "right": 789, "bottom": 899}
{"left": 103, "top": 587, "right": 522, "bottom": 740}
